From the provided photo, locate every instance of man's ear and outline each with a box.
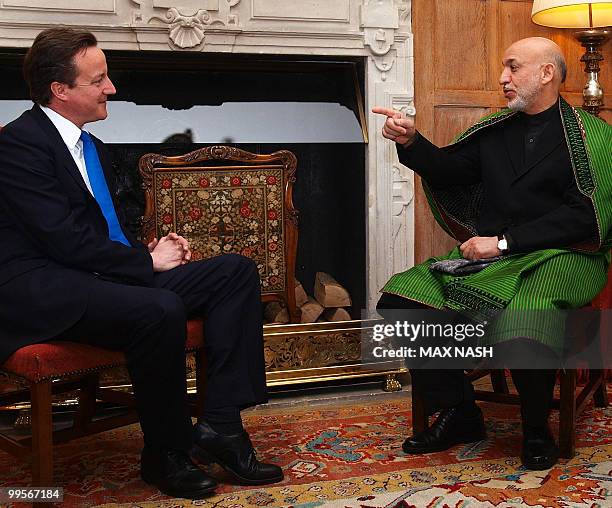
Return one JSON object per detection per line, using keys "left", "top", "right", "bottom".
{"left": 50, "top": 81, "right": 68, "bottom": 102}
{"left": 541, "top": 63, "right": 555, "bottom": 85}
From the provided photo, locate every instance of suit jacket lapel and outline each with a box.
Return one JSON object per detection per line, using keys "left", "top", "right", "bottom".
{"left": 30, "top": 105, "right": 91, "bottom": 195}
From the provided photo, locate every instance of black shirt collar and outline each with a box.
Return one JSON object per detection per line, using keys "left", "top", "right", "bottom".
{"left": 520, "top": 100, "right": 559, "bottom": 127}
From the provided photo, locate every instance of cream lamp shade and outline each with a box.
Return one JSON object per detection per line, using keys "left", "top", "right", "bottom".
{"left": 531, "top": 0, "right": 612, "bottom": 28}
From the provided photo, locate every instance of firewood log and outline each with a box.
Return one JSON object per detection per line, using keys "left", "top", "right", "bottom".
{"left": 313, "top": 272, "right": 351, "bottom": 307}
{"left": 323, "top": 307, "right": 352, "bottom": 322}
{"left": 294, "top": 281, "right": 308, "bottom": 308}
{"left": 300, "top": 297, "right": 324, "bottom": 323}
{"left": 264, "top": 301, "right": 289, "bottom": 324}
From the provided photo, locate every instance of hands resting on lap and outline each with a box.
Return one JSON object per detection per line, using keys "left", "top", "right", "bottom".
{"left": 149, "top": 232, "right": 192, "bottom": 272}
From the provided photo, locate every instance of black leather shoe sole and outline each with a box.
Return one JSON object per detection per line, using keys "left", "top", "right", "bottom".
{"left": 192, "top": 445, "right": 284, "bottom": 486}
{"left": 521, "top": 447, "right": 559, "bottom": 470}
{"left": 141, "top": 472, "right": 217, "bottom": 499}
{"left": 402, "top": 428, "right": 487, "bottom": 454}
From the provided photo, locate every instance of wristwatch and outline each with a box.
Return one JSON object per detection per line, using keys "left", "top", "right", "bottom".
{"left": 497, "top": 234, "right": 509, "bottom": 255}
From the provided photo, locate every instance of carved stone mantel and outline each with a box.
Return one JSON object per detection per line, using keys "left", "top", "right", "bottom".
{"left": 0, "top": 0, "right": 414, "bottom": 311}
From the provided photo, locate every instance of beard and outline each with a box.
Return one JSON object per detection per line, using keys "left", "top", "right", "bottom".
{"left": 506, "top": 74, "right": 542, "bottom": 112}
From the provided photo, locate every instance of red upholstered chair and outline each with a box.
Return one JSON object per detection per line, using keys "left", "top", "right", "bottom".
{"left": 411, "top": 268, "right": 611, "bottom": 459}
{"left": 0, "top": 316, "right": 206, "bottom": 487}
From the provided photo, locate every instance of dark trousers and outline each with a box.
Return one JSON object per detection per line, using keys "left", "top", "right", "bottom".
{"left": 56, "top": 253, "right": 267, "bottom": 452}
{"left": 377, "top": 293, "right": 557, "bottom": 427}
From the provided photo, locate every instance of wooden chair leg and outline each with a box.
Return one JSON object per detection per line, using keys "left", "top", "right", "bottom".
{"left": 31, "top": 381, "right": 53, "bottom": 486}
{"left": 559, "top": 369, "right": 577, "bottom": 459}
{"left": 193, "top": 349, "right": 207, "bottom": 420}
{"left": 411, "top": 384, "right": 428, "bottom": 434}
{"left": 591, "top": 370, "right": 608, "bottom": 407}
{"left": 74, "top": 374, "right": 99, "bottom": 431}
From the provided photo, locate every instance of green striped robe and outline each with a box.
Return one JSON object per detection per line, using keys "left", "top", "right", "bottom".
{"left": 382, "top": 98, "right": 612, "bottom": 349}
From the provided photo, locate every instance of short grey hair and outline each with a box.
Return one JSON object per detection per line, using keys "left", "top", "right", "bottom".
{"left": 553, "top": 52, "right": 567, "bottom": 83}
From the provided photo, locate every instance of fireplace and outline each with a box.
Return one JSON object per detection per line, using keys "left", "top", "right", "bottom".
{"left": 0, "top": 0, "right": 414, "bottom": 390}
{"left": 99, "top": 51, "right": 370, "bottom": 317}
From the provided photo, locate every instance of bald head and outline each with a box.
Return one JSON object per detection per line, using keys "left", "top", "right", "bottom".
{"left": 500, "top": 37, "right": 566, "bottom": 114}
{"left": 507, "top": 37, "right": 566, "bottom": 84}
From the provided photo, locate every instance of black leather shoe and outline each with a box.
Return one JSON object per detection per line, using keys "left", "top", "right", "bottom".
{"left": 192, "top": 421, "right": 284, "bottom": 485}
{"left": 521, "top": 426, "right": 559, "bottom": 470}
{"left": 402, "top": 405, "right": 487, "bottom": 454}
{"left": 141, "top": 447, "right": 217, "bottom": 499}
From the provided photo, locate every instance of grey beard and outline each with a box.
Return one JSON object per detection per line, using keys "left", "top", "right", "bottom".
{"left": 508, "top": 97, "right": 528, "bottom": 111}
{"left": 506, "top": 79, "right": 541, "bottom": 112}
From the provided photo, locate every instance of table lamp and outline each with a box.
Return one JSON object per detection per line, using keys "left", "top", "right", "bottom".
{"left": 532, "top": 0, "right": 612, "bottom": 116}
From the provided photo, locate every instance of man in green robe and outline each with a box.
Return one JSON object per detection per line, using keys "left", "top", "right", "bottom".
{"left": 373, "top": 37, "right": 611, "bottom": 470}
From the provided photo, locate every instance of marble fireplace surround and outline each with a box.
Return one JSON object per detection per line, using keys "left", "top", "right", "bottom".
{"left": 0, "top": 0, "right": 415, "bottom": 311}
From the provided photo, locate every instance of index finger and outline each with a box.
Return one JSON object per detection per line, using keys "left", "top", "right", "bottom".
{"left": 372, "top": 106, "right": 398, "bottom": 118}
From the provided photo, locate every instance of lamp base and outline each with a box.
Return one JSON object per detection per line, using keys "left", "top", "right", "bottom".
{"left": 574, "top": 28, "right": 610, "bottom": 117}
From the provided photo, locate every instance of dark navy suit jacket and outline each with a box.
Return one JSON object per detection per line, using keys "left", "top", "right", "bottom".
{"left": 0, "top": 105, "right": 152, "bottom": 362}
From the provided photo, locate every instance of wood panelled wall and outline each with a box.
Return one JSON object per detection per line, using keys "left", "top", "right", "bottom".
{"left": 412, "top": 0, "right": 611, "bottom": 263}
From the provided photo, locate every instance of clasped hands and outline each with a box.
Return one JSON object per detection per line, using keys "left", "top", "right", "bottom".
{"left": 148, "top": 232, "right": 191, "bottom": 272}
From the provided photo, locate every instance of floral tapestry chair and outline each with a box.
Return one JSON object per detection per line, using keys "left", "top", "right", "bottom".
{"left": 139, "top": 145, "right": 300, "bottom": 322}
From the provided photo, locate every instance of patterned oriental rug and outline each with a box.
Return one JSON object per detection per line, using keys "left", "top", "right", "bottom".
{"left": 0, "top": 393, "right": 610, "bottom": 507}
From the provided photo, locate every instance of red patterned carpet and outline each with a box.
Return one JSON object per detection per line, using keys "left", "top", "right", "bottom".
{"left": 0, "top": 392, "right": 610, "bottom": 507}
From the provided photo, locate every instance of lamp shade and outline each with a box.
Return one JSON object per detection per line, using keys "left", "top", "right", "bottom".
{"left": 531, "top": 0, "right": 612, "bottom": 28}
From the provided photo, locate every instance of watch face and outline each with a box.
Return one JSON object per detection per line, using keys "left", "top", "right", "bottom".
{"left": 498, "top": 238, "right": 508, "bottom": 251}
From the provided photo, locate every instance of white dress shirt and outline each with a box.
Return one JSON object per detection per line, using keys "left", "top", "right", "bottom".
{"left": 40, "top": 106, "right": 94, "bottom": 195}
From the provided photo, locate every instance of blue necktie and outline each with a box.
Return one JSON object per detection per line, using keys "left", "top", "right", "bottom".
{"left": 80, "top": 131, "right": 130, "bottom": 246}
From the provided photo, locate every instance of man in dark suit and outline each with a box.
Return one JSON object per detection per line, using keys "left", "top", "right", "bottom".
{"left": 0, "top": 27, "right": 283, "bottom": 498}
{"left": 373, "top": 38, "right": 611, "bottom": 470}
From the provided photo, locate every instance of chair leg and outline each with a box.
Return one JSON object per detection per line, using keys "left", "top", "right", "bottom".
{"left": 411, "top": 385, "right": 428, "bottom": 435}
{"left": 74, "top": 373, "right": 99, "bottom": 431}
{"left": 31, "top": 382, "right": 53, "bottom": 486}
{"left": 559, "top": 370, "right": 577, "bottom": 459}
{"left": 592, "top": 370, "right": 609, "bottom": 407}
